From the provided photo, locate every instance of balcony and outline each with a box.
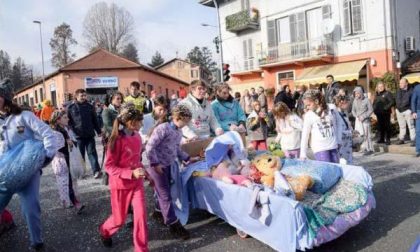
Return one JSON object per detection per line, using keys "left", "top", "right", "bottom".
{"left": 227, "top": 58, "right": 261, "bottom": 75}
{"left": 259, "top": 37, "right": 334, "bottom": 66}
{"left": 225, "top": 8, "right": 260, "bottom": 33}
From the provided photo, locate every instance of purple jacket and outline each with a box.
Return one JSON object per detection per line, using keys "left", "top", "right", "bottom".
{"left": 145, "top": 122, "right": 189, "bottom": 167}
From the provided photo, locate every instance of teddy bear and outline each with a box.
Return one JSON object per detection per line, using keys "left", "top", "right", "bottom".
{"left": 250, "top": 153, "right": 314, "bottom": 201}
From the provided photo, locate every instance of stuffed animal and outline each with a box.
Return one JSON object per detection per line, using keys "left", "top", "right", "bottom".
{"left": 284, "top": 174, "right": 314, "bottom": 201}
{"left": 251, "top": 153, "right": 282, "bottom": 187}
{"left": 251, "top": 153, "right": 314, "bottom": 201}
{"left": 210, "top": 147, "right": 252, "bottom": 187}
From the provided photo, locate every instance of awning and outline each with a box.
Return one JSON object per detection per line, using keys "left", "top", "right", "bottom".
{"left": 295, "top": 60, "right": 367, "bottom": 85}
{"left": 403, "top": 72, "right": 420, "bottom": 84}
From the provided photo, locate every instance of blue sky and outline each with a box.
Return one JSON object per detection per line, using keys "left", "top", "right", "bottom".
{"left": 0, "top": 0, "right": 218, "bottom": 75}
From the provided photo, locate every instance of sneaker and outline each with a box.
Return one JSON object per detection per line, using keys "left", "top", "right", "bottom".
{"left": 169, "top": 221, "right": 190, "bottom": 240}
{"left": 150, "top": 210, "right": 164, "bottom": 225}
{"left": 29, "top": 243, "right": 44, "bottom": 251}
{"left": 385, "top": 141, "right": 391, "bottom": 146}
{"left": 363, "top": 150, "right": 374, "bottom": 156}
{"left": 396, "top": 140, "right": 405, "bottom": 145}
{"left": 376, "top": 140, "right": 385, "bottom": 144}
{"left": 76, "top": 205, "right": 86, "bottom": 215}
{"left": 94, "top": 171, "right": 102, "bottom": 179}
{"left": 100, "top": 235, "right": 112, "bottom": 248}
{"left": 411, "top": 141, "right": 416, "bottom": 147}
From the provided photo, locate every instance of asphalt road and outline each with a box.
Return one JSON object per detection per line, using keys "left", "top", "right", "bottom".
{"left": 1, "top": 143, "right": 419, "bottom": 252}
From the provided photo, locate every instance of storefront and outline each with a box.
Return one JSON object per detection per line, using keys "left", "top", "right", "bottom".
{"left": 15, "top": 49, "right": 189, "bottom": 108}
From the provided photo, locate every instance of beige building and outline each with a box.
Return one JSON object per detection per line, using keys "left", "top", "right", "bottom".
{"left": 156, "top": 58, "right": 213, "bottom": 86}
{"left": 15, "top": 49, "right": 189, "bottom": 108}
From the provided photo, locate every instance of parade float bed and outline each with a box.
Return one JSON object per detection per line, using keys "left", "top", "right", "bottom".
{"left": 176, "top": 132, "right": 375, "bottom": 252}
{"left": 177, "top": 158, "right": 376, "bottom": 251}
{"left": 180, "top": 161, "right": 375, "bottom": 251}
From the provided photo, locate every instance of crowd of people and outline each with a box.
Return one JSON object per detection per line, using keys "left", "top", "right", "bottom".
{"left": 0, "top": 75, "right": 419, "bottom": 251}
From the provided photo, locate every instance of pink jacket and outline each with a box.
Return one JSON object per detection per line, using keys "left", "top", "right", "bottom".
{"left": 105, "top": 131, "right": 144, "bottom": 190}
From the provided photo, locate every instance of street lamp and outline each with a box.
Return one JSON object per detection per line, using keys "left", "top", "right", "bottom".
{"left": 33, "top": 20, "right": 46, "bottom": 99}
{"left": 201, "top": 23, "right": 217, "bottom": 28}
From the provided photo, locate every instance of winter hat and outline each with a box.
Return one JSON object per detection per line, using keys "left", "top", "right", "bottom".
{"left": 0, "top": 79, "right": 15, "bottom": 101}
{"left": 353, "top": 86, "right": 363, "bottom": 94}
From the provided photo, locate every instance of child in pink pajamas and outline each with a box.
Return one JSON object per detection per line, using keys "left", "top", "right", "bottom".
{"left": 99, "top": 104, "right": 148, "bottom": 252}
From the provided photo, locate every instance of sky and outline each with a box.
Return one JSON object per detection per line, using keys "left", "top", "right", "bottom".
{"left": 0, "top": 0, "right": 219, "bottom": 75}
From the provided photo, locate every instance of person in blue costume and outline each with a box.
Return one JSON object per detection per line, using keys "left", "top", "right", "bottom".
{"left": 0, "top": 79, "right": 63, "bottom": 251}
{"left": 211, "top": 83, "right": 247, "bottom": 132}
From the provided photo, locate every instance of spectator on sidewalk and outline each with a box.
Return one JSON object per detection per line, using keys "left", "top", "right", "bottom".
{"left": 352, "top": 86, "right": 374, "bottom": 155}
{"left": 247, "top": 100, "right": 271, "bottom": 151}
{"left": 125, "top": 81, "right": 146, "bottom": 113}
{"left": 211, "top": 83, "right": 246, "bottom": 132}
{"left": 67, "top": 89, "right": 103, "bottom": 179}
{"left": 179, "top": 80, "right": 223, "bottom": 140}
{"left": 250, "top": 87, "right": 258, "bottom": 102}
{"left": 102, "top": 92, "right": 124, "bottom": 140}
{"left": 395, "top": 78, "right": 416, "bottom": 146}
{"left": 40, "top": 99, "right": 54, "bottom": 124}
{"left": 143, "top": 90, "right": 156, "bottom": 114}
{"left": 274, "top": 85, "right": 296, "bottom": 110}
{"left": 373, "top": 81, "right": 395, "bottom": 145}
{"left": 293, "top": 85, "right": 308, "bottom": 117}
{"left": 411, "top": 83, "right": 420, "bottom": 157}
{"left": 239, "top": 89, "right": 253, "bottom": 117}
{"left": 325, "top": 74, "right": 340, "bottom": 104}
{"left": 334, "top": 94, "right": 354, "bottom": 164}
{"left": 257, "top": 86, "right": 268, "bottom": 113}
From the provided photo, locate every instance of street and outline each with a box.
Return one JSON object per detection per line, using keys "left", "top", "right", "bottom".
{"left": 0, "top": 142, "right": 419, "bottom": 252}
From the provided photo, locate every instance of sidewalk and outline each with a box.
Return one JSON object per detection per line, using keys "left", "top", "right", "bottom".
{"left": 266, "top": 136, "right": 417, "bottom": 156}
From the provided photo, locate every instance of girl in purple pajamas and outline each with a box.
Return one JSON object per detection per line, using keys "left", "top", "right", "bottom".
{"left": 145, "top": 105, "right": 198, "bottom": 240}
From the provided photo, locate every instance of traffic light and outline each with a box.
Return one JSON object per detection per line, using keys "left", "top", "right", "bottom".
{"left": 223, "top": 63, "right": 230, "bottom": 82}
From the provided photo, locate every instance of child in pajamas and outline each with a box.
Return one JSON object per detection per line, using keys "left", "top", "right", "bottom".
{"left": 99, "top": 104, "right": 148, "bottom": 252}
{"left": 146, "top": 105, "right": 198, "bottom": 240}
{"left": 50, "top": 111, "right": 84, "bottom": 213}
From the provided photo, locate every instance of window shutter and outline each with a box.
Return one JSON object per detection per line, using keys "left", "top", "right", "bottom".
{"left": 343, "top": 0, "right": 351, "bottom": 35}
{"left": 351, "top": 0, "right": 363, "bottom": 33}
{"left": 248, "top": 39, "right": 253, "bottom": 69}
{"left": 267, "top": 20, "right": 277, "bottom": 47}
{"left": 243, "top": 40, "right": 248, "bottom": 70}
{"left": 290, "top": 14, "right": 297, "bottom": 42}
{"left": 297, "top": 12, "right": 306, "bottom": 42}
{"left": 322, "top": 5, "right": 332, "bottom": 19}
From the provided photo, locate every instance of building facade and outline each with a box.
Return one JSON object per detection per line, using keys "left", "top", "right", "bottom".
{"left": 200, "top": 0, "right": 420, "bottom": 94}
{"left": 156, "top": 58, "right": 213, "bottom": 86}
{"left": 15, "top": 49, "right": 189, "bottom": 108}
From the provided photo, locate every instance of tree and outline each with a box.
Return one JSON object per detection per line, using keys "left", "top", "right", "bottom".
{"left": 0, "top": 50, "right": 12, "bottom": 80}
{"left": 83, "top": 2, "right": 135, "bottom": 54}
{"left": 121, "top": 43, "right": 139, "bottom": 63}
{"left": 148, "top": 51, "right": 165, "bottom": 68}
{"left": 10, "top": 57, "right": 32, "bottom": 91}
{"left": 49, "top": 23, "right": 77, "bottom": 68}
{"left": 186, "top": 46, "right": 217, "bottom": 72}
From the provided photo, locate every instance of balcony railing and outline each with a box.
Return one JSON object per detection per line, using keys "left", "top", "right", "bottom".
{"left": 227, "top": 58, "right": 260, "bottom": 73}
{"left": 226, "top": 8, "right": 260, "bottom": 33}
{"left": 259, "top": 37, "right": 334, "bottom": 65}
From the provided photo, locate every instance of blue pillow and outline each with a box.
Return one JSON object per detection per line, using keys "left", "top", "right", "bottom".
{"left": 281, "top": 159, "right": 342, "bottom": 194}
{"left": 0, "top": 139, "right": 46, "bottom": 193}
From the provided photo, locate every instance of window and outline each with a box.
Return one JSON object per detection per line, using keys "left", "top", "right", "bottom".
{"left": 243, "top": 39, "right": 254, "bottom": 70}
{"left": 35, "top": 90, "right": 38, "bottom": 104}
{"left": 278, "top": 71, "right": 294, "bottom": 80}
{"left": 25, "top": 94, "right": 29, "bottom": 104}
{"left": 191, "top": 70, "right": 198, "bottom": 78}
{"left": 40, "top": 88, "right": 44, "bottom": 101}
{"left": 276, "top": 17, "right": 291, "bottom": 44}
{"left": 147, "top": 84, "right": 153, "bottom": 97}
{"left": 177, "top": 61, "right": 184, "bottom": 68}
{"left": 343, "top": 0, "right": 364, "bottom": 35}
{"left": 30, "top": 97, "right": 34, "bottom": 106}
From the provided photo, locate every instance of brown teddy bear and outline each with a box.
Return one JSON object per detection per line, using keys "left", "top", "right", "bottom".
{"left": 251, "top": 154, "right": 314, "bottom": 201}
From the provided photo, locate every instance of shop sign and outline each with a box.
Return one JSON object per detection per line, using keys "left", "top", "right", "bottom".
{"left": 85, "top": 76, "right": 118, "bottom": 88}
